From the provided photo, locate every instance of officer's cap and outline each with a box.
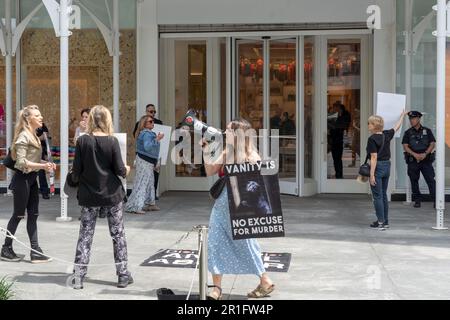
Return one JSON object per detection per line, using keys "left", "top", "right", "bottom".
{"left": 408, "top": 111, "right": 422, "bottom": 118}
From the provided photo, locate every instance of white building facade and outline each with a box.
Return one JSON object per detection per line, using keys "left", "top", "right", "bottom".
{"left": 0, "top": 0, "right": 447, "bottom": 199}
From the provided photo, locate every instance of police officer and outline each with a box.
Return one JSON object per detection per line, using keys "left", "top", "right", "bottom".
{"left": 402, "top": 111, "right": 436, "bottom": 208}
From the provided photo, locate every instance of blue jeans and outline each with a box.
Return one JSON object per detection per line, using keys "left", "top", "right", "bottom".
{"left": 370, "top": 160, "right": 391, "bottom": 224}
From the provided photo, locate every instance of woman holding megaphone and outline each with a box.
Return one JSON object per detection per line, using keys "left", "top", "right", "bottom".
{"left": 203, "top": 118, "right": 275, "bottom": 300}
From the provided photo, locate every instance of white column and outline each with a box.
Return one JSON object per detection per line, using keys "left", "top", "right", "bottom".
{"left": 404, "top": 0, "right": 413, "bottom": 204}
{"left": 5, "top": 0, "right": 13, "bottom": 195}
{"left": 15, "top": 0, "right": 21, "bottom": 115}
{"left": 113, "top": 0, "right": 120, "bottom": 132}
{"left": 57, "top": 0, "right": 72, "bottom": 222}
{"left": 432, "top": 0, "right": 447, "bottom": 230}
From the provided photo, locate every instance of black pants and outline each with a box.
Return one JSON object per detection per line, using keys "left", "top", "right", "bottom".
{"left": 38, "top": 169, "right": 49, "bottom": 195}
{"left": 407, "top": 160, "right": 436, "bottom": 202}
{"left": 154, "top": 170, "right": 159, "bottom": 196}
{"left": 331, "top": 142, "right": 344, "bottom": 179}
{"left": 3, "top": 171, "right": 40, "bottom": 249}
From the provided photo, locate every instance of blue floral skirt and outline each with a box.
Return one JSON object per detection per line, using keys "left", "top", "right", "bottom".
{"left": 207, "top": 188, "right": 265, "bottom": 276}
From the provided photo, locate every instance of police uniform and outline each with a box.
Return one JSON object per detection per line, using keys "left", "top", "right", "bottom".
{"left": 402, "top": 111, "right": 436, "bottom": 205}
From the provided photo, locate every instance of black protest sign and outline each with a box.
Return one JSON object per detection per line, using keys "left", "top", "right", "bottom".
{"left": 223, "top": 160, "right": 285, "bottom": 240}
{"left": 141, "top": 249, "right": 291, "bottom": 273}
{"left": 141, "top": 249, "right": 199, "bottom": 269}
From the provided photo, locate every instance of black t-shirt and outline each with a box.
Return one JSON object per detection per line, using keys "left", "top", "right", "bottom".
{"left": 72, "top": 134, "right": 127, "bottom": 207}
{"left": 366, "top": 129, "right": 395, "bottom": 161}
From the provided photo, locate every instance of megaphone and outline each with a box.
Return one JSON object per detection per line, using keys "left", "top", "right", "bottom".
{"left": 181, "top": 109, "right": 223, "bottom": 142}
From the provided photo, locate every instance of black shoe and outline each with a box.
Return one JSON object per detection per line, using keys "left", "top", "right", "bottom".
{"left": 414, "top": 201, "right": 421, "bottom": 208}
{"left": 70, "top": 275, "right": 84, "bottom": 290}
{"left": 1, "top": 245, "right": 24, "bottom": 262}
{"left": 370, "top": 221, "right": 385, "bottom": 230}
{"left": 370, "top": 221, "right": 380, "bottom": 228}
{"left": 30, "top": 247, "right": 52, "bottom": 264}
{"left": 117, "top": 274, "right": 134, "bottom": 288}
{"left": 42, "top": 194, "right": 50, "bottom": 200}
{"left": 382, "top": 223, "right": 389, "bottom": 229}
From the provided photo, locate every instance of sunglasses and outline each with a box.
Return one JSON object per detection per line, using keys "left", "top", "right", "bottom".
{"left": 146, "top": 120, "right": 154, "bottom": 124}
{"left": 148, "top": 110, "right": 156, "bottom": 114}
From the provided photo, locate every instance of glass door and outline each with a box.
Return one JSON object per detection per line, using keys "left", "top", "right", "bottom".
{"left": 320, "top": 36, "right": 369, "bottom": 193}
{"left": 165, "top": 39, "right": 212, "bottom": 191}
{"left": 235, "top": 37, "right": 298, "bottom": 195}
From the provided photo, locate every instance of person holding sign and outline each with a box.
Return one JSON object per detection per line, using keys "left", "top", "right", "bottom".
{"left": 365, "top": 112, "right": 406, "bottom": 230}
{"left": 125, "top": 115, "right": 164, "bottom": 214}
{"left": 203, "top": 118, "right": 275, "bottom": 300}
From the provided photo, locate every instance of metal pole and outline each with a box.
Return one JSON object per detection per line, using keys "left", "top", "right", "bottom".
{"left": 15, "top": 0, "right": 22, "bottom": 116}
{"left": 5, "top": 0, "right": 13, "bottom": 196}
{"left": 196, "top": 225, "right": 208, "bottom": 300}
{"left": 432, "top": 0, "right": 447, "bottom": 230}
{"left": 57, "top": 0, "right": 72, "bottom": 222}
{"left": 404, "top": 0, "right": 413, "bottom": 205}
{"left": 113, "top": 0, "right": 120, "bottom": 132}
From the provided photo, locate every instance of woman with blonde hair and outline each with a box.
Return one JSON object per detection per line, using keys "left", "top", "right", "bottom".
{"left": 125, "top": 115, "right": 164, "bottom": 214}
{"left": 365, "top": 112, "right": 406, "bottom": 230}
{"left": 203, "top": 118, "right": 275, "bottom": 300}
{"left": 71, "top": 105, "right": 132, "bottom": 289}
{"left": 1, "top": 105, "right": 55, "bottom": 263}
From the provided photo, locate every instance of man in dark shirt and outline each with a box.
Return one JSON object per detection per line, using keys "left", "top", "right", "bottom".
{"left": 36, "top": 124, "right": 50, "bottom": 199}
{"left": 270, "top": 109, "right": 282, "bottom": 131}
{"left": 402, "top": 111, "right": 436, "bottom": 208}
{"left": 133, "top": 104, "right": 163, "bottom": 199}
{"left": 329, "top": 102, "right": 351, "bottom": 179}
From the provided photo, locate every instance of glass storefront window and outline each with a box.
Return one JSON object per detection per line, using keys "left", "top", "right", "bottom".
{"left": 396, "top": 0, "right": 450, "bottom": 189}
{"left": 304, "top": 36, "right": 314, "bottom": 180}
{"left": 269, "top": 39, "right": 297, "bottom": 181}
{"left": 17, "top": 0, "right": 137, "bottom": 183}
{"left": 174, "top": 40, "right": 207, "bottom": 177}
{"left": 237, "top": 40, "right": 264, "bottom": 130}
{"left": 0, "top": 59, "right": 17, "bottom": 181}
{"left": 326, "top": 40, "right": 361, "bottom": 180}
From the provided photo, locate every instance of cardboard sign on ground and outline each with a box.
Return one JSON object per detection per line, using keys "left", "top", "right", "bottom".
{"left": 141, "top": 249, "right": 291, "bottom": 272}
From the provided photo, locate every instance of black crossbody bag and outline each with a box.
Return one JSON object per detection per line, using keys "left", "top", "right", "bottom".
{"left": 2, "top": 148, "right": 18, "bottom": 171}
{"left": 359, "top": 134, "right": 385, "bottom": 177}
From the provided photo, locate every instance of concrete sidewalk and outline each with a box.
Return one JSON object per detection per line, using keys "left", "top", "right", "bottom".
{"left": 1, "top": 191, "right": 450, "bottom": 300}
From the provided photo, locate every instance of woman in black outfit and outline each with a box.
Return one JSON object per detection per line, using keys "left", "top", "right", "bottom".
{"left": 70, "top": 105, "right": 131, "bottom": 289}
{"left": 366, "top": 112, "right": 406, "bottom": 230}
{"left": 1, "top": 105, "right": 55, "bottom": 263}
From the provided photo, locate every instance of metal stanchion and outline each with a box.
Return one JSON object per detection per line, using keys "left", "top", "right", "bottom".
{"left": 195, "top": 225, "right": 208, "bottom": 300}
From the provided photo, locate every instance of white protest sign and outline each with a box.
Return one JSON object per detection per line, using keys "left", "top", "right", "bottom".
{"left": 114, "top": 133, "right": 127, "bottom": 191}
{"left": 153, "top": 124, "right": 172, "bottom": 165}
{"left": 376, "top": 92, "right": 406, "bottom": 138}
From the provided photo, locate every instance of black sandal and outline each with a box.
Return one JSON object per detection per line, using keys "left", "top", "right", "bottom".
{"left": 207, "top": 285, "right": 223, "bottom": 300}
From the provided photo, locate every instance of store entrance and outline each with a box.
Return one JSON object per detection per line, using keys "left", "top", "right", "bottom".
{"left": 235, "top": 37, "right": 299, "bottom": 195}
{"left": 319, "top": 36, "right": 370, "bottom": 194}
